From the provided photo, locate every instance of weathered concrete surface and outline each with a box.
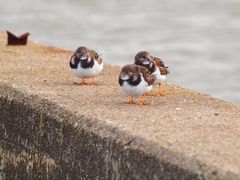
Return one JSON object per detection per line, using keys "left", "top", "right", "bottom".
{"left": 0, "top": 32, "right": 240, "bottom": 179}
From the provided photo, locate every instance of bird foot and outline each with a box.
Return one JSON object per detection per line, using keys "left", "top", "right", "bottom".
{"left": 89, "top": 82, "right": 97, "bottom": 86}
{"left": 79, "top": 82, "right": 88, "bottom": 85}
{"left": 124, "top": 100, "right": 137, "bottom": 104}
{"left": 156, "top": 92, "right": 164, "bottom": 96}
{"left": 137, "top": 101, "right": 148, "bottom": 105}
{"left": 144, "top": 93, "right": 155, "bottom": 96}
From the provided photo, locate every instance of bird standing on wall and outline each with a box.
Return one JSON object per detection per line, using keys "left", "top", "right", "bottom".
{"left": 119, "top": 64, "right": 156, "bottom": 105}
{"left": 134, "top": 51, "right": 169, "bottom": 96}
{"left": 69, "top": 46, "right": 103, "bottom": 85}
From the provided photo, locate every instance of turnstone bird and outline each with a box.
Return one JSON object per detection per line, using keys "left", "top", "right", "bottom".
{"left": 119, "top": 64, "right": 156, "bottom": 105}
{"left": 134, "top": 51, "right": 169, "bottom": 96}
{"left": 69, "top": 46, "right": 103, "bottom": 85}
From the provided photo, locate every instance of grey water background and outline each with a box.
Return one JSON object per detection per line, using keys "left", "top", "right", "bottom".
{"left": 1, "top": 0, "right": 240, "bottom": 103}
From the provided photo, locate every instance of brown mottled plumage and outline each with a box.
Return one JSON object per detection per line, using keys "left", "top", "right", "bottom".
{"left": 69, "top": 46, "right": 104, "bottom": 85}
{"left": 119, "top": 64, "right": 156, "bottom": 86}
{"left": 73, "top": 46, "right": 90, "bottom": 57}
{"left": 119, "top": 64, "right": 155, "bottom": 105}
{"left": 89, "top": 49, "right": 103, "bottom": 64}
{"left": 134, "top": 51, "right": 170, "bottom": 96}
{"left": 134, "top": 51, "right": 169, "bottom": 75}
{"left": 151, "top": 56, "right": 169, "bottom": 75}
{"left": 70, "top": 46, "right": 91, "bottom": 69}
{"left": 134, "top": 51, "right": 152, "bottom": 66}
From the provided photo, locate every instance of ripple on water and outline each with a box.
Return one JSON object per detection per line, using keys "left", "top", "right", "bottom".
{"left": 0, "top": 0, "right": 240, "bottom": 103}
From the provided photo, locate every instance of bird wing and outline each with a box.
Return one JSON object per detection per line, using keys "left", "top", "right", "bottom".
{"left": 89, "top": 49, "right": 102, "bottom": 64}
{"left": 152, "top": 56, "right": 170, "bottom": 75}
{"left": 138, "top": 66, "right": 156, "bottom": 85}
{"left": 159, "top": 66, "right": 170, "bottom": 75}
{"left": 151, "top": 56, "right": 165, "bottom": 67}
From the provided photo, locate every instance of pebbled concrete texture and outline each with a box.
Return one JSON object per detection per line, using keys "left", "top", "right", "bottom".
{"left": 0, "top": 32, "right": 240, "bottom": 179}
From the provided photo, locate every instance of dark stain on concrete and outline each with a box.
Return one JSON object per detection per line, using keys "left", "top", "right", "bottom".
{"left": 0, "top": 83, "right": 212, "bottom": 180}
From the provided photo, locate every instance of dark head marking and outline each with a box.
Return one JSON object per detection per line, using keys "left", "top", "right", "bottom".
{"left": 74, "top": 46, "right": 90, "bottom": 60}
{"left": 134, "top": 51, "right": 156, "bottom": 73}
{"left": 134, "top": 51, "right": 152, "bottom": 65}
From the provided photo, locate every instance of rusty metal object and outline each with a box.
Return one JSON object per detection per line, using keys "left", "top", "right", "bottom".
{"left": 6, "top": 31, "right": 30, "bottom": 45}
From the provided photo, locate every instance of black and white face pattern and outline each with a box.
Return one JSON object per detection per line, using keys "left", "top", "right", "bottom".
{"left": 134, "top": 51, "right": 156, "bottom": 73}
{"left": 119, "top": 64, "right": 155, "bottom": 97}
{"left": 119, "top": 66, "right": 141, "bottom": 87}
{"left": 75, "top": 46, "right": 89, "bottom": 60}
{"left": 119, "top": 64, "right": 156, "bottom": 87}
{"left": 70, "top": 46, "right": 94, "bottom": 69}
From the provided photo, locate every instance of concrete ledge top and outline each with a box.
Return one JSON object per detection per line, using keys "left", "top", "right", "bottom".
{"left": 1, "top": 32, "right": 240, "bottom": 179}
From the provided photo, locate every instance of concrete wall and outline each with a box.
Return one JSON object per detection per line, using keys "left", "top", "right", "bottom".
{"left": 1, "top": 32, "right": 240, "bottom": 179}
{"left": 0, "top": 84, "right": 201, "bottom": 180}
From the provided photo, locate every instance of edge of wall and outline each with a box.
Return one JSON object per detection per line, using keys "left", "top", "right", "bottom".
{"left": 0, "top": 82, "right": 239, "bottom": 180}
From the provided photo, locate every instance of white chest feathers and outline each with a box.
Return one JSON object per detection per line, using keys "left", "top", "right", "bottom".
{"left": 121, "top": 75, "right": 152, "bottom": 97}
{"left": 152, "top": 67, "right": 166, "bottom": 85}
{"left": 71, "top": 59, "right": 103, "bottom": 78}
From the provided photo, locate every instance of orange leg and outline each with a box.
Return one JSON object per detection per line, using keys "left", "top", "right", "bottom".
{"left": 90, "top": 77, "right": 97, "bottom": 85}
{"left": 138, "top": 95, "right": 147, "bottom": 105}
{"left": 79, "top": 78, "right": 88, "bottom": 85}
{"left": 156, "top": 83, "right": 164, "bottom": 96}
{"left": 125, "top": 96, "right": 137, "bottom": 104}
{"left": 144, "top": 91, "right": 155, "bottom": 96}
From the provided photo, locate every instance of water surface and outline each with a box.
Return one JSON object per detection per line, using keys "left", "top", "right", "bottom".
{"left": 1, "top": 0, "right": 240, "bottom": 103}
